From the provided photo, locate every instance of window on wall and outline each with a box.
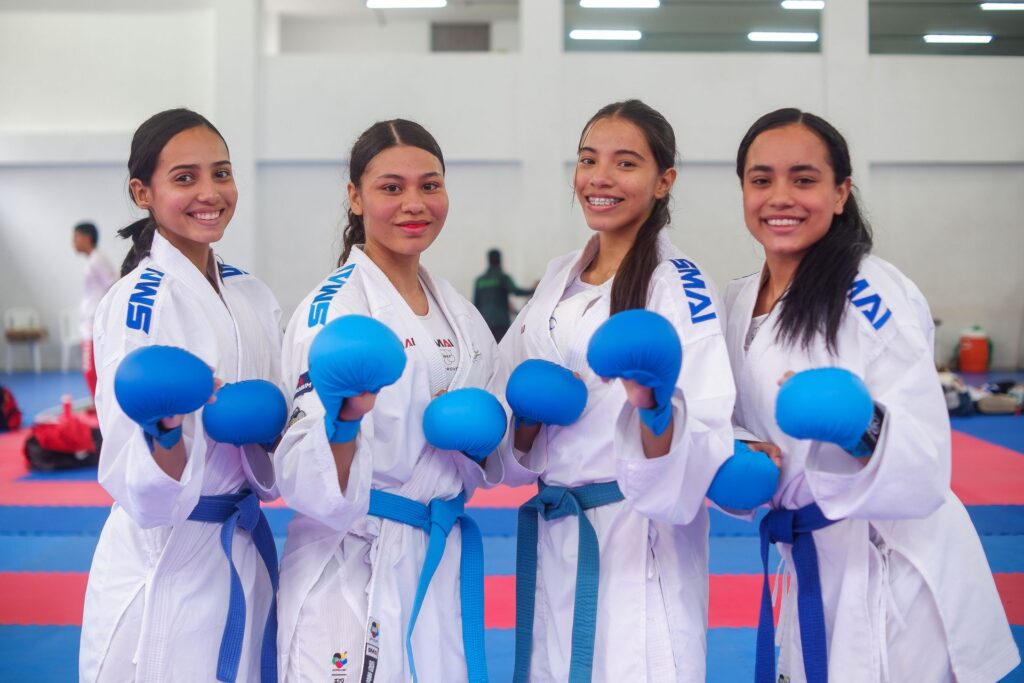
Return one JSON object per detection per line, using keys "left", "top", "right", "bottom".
{"left": 564, "top": 0, "right": 822, "bottom": 53}
{"left": 870, "top": 0, "right": 1024, "bottom": 55}
{"left": 265, "top": 0, "right": 520, "bottom": 54}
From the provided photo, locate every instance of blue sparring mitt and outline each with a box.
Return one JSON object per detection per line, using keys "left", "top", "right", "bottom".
{"left": 309, "top": 315, "right": 407, "bottom": 444}
{"left": 202, "top": 379, "right": 288, "bottom": 449}
{"left": 422, "top": 388, "right": 508, "bottom": 463}
{"left": 776, "top": 368, "right": 880, "bottom": 458}
{"left": 706, "top": 440, "right": 780, "bottom": 510}
{"left": 587, "top": 309, "right": 682, "bottom": 436}
{"left": 114, "top": 345, "right": 214, "bottom": 449}
{"left": 506, "top": 359, "right": 587, "bottom": 429}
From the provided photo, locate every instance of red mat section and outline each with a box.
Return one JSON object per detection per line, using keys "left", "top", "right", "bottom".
{"left": 995, "top": 573, "right": 1024, "bottom": 624}
{"left": 0, "top": 572, "right": 87, "bottom": 626}
{"left": 951, "top": 432, "right": 1024, "bottom": 505}
{"left": 485, "top": 576, "right": 515, "bottom": 629}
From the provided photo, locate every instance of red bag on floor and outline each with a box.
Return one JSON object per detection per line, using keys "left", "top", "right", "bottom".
{"left": 24, "top": 397, "right": 101, "bottom": 471}
{"left": 0, "top": 385, "right": 21, "bottom": 432}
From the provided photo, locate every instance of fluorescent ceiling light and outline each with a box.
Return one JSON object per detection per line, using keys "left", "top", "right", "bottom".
{"left": 569, "top": 29, "right": 643, "bottom": 40}
{"left": 366, "top": 0, "right": 446, "bottom": 8}
{"left": 781, "top": 1, "right": 825, "bottom": 9}
{"left": 980, "top": 2, "right": 1024, "bottom": 8}
{"left": 923, "top": 34, "right": 993, "bottom": 43}
{"left": 579, "top": 0, "right": 661, "bottom": 7}
{"left": 747, "top": 31, "right": 819, "bottom": 42}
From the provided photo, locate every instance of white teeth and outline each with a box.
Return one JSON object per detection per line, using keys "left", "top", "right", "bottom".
{"left": 192, "top": 211, "right": 220, "bottom": 221}
{"left": 766, "top": 218, "right": 801, "bottom": 226}
{"left": 588, "top": 197, "right": 622, "bottom": 207}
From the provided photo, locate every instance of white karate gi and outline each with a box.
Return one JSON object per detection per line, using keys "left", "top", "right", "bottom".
{"left": 500, "top": 233, "right": 735, "bottom": 682}
{"left": 276, "top": 246, "right": 504, "bottom": 682}
{"left": 80, "top": 232, "right": 284, "bottom": 682}
{"left": 725, "top": 254, "right": 1020, "bottom": 683}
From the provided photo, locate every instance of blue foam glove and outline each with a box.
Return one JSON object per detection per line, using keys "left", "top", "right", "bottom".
{"left": 706, "top": 440, "right": 779, "bottom": 510}
{"left": 586, "top": 309, "right": 682, "bottom": 436}
{"left": 422, "top": 388, "right": 508, "bottom": 463}
{"left": 506, "top": 359, "right": 587, "bottom": 429}
{"left": 776, "top": 368, "right": 876, "bottom": 457}
{"left": 202, "top": 380, "right": 288, "bottom": 449}
{"left": 114, "top": 345, "right": 214, "bottom": 450}
{"left": 309, "top": 315, "right": 406, "bottom": 443}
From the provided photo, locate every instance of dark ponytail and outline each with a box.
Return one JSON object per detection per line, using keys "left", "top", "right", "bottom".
{"left": 339, "top": 119, "right": 445, "bottom": 265}
{"left": 578, "top": 100, "right": 677, "bottom": 314}
{"left": 736, "top": 108, "right": 872, "bottom": 353}
{"left": 120, "top": 108, "right": 227, "bottom": 276}
{"left": 117, "top": 218, "right": 157, "bottom": 277}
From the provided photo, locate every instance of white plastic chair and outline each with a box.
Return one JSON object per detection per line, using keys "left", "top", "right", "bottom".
{"left": 58, "top": 308, "right": 82, "bottom": 372}
{"left": 4, "top": 307, "right": 46, "bottom": 374}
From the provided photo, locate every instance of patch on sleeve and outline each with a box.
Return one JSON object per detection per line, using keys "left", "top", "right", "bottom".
{"left": 288, "top": 406, "right": 306, "bottom": 428}
{"left": 294, "top": 371, "right": 313, "bottom": 399}
{"left": 308, "top": 263, "right": 357, "bottom": 327}
{"left": 847, "top": 277, "right": 892, "bottom": 330}
{"left": 668, "top": 258, "right": 718, "bottom": 324}
{"left": 218, "top": 262, "right": 248, "bottom": 279}
{"left": 125, "top": 267, "right": 165, "bottom": 334}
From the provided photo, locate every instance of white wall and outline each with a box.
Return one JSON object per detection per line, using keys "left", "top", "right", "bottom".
{"left": 1, "top": 0, "right": 1023, "bottom": 370}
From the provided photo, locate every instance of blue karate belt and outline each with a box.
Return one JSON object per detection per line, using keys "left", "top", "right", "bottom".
{"left": 755, "top": 502, "right": 838, "bottom": 683}
{"left": 187, "top": 490, "right": 279, "bottom": 683}
{"left": 367, "top": 488, "right": 487, "bottom": 683}
{"left": 513, "top": 480, "right": 625, "bottom": 683}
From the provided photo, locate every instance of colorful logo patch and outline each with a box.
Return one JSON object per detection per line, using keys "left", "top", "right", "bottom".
{"left": 332, "top": 651, "right": 348, "bottom": 669}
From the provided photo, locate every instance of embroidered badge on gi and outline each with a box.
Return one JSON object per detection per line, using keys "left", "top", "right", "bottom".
{"left": 294, "top": 371, "right": 313, "bottom": 400}
{"left": 287, "top": 406, "right": 306, "bottom": 429}
{"left": 778, "top": 675, "right": 791, "bottom": 683}
{"left": 331, "top": 651, "right": 349, "bottom": 681}
{"left": 361, "top": 618, "right": 381, "bottom": 683}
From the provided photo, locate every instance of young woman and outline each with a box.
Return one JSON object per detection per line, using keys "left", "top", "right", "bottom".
{"left": 275, "top": 119, "right": 505, "bottom": 682}
{"left": 727, "top": 108, "right": 1020, "bottom": 683}
{"left": 80, "top": 109, "right": 284, "bottom": 682}
{"left": 501, "top": 100, "right": 736, "bottom": 682}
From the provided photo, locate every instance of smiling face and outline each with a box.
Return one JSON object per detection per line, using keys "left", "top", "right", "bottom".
{"left": 574, "top": 116, "right": 676, "bottom": 239}
{"left": 741, "top": 123, "right": 851, "bottom": 263}
{"left": 129, "top": 125, "right": 236, "bottom": 256}
{"left": 349, "top": 144, "right": 448, "bottom": 261}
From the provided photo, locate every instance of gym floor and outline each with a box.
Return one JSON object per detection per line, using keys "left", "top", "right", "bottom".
{"left": 1, "top": 370, "right": 1021, "bottom": 682}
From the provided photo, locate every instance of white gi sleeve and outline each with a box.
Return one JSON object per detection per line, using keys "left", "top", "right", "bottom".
{"left": 495, "top": 302, "right": 547, "bottom": 488}
{"left": 805, "top": 285, "right": 949, "bottom": 520}
{"left": 275, "top": 291, "right": 375, "bottom": 533}
{"left": 447, "top": 306, "right": 507, "bottom": 493}
{"left": 614, "top": 262, "right": 736, "bottom": 525}
{"left": 93, "top": 278, "right": 210, "bottom": 529}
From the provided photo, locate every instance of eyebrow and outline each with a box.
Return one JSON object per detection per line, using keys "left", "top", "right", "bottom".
{"left": 578, "top": 146, "right": 645, "bottom": 160}
{"left": 746, "top": 163, "right": 822, "bottom": 175}
{"left": 374, "top": 172, "right": 443, "bottom": 181}
{"left": 167, "top": 161, "right": 231, "bottom": 173}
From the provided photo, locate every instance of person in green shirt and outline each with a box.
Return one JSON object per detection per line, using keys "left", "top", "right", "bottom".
{"left": 473, "top": 248, "right": 535, "bottom": 341}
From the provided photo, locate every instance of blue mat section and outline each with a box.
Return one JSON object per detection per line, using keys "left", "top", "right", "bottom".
{"left": 18, "top": 467, "right": 98, "bottom": 482}
{"left": 0, "top": 372, "right": 89, "bottom": 426}
{"left": 5, "top": 504, "right": 1023, "bottom": 538}
{"left": 0, "top": 625, "right": 80, "bottom": 682}
{"left": 1007, "top": 627, "right": 1024, "bottom": 683}
{"left": 952, "top": 416, "right": 1024, "bottom": 455}
{"left": 707, "top": 628, "right": 759, "bottom": 683}
{"left": 486, "top": 628, "right": 514, "bottom": 683}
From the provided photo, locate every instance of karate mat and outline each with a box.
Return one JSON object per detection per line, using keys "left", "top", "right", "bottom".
{"left": 0, "top": 372, "right": 1021, "bottom": 682}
